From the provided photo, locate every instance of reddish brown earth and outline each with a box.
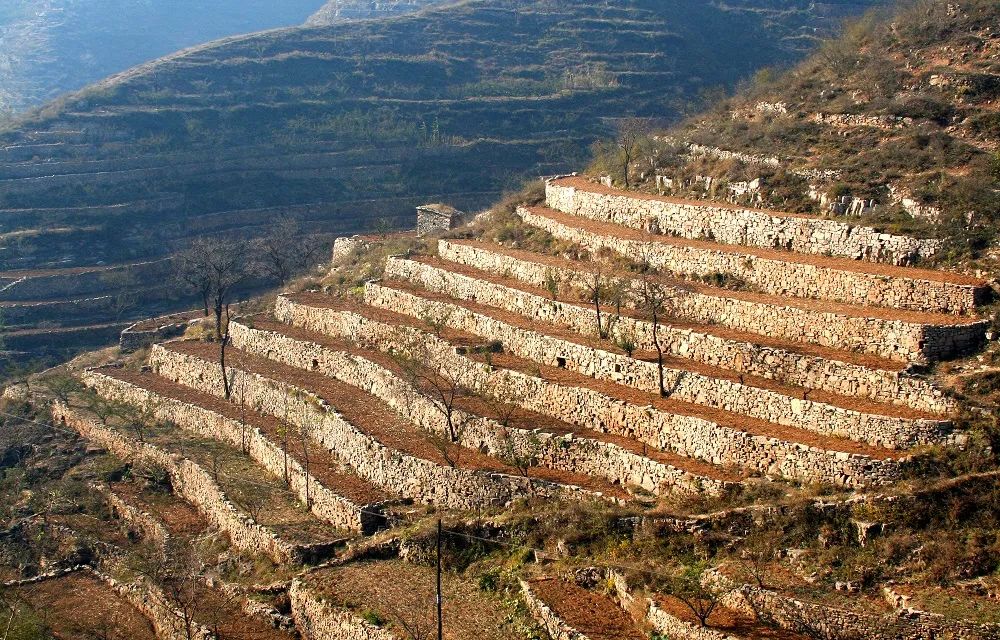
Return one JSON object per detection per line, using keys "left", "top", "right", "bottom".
{"left": 16, "top": 572, "right": 158, "bottom": 640}
{"left": 526, "top": 577, "right": 646, "bottom": 640}
{"left": 110, "top": 480, "right": 208, "bottom": 537}
{"left": 654, "top": 594, "right": 808, "bottom": 639}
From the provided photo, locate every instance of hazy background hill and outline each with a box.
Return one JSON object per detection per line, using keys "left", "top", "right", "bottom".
{"left": 0, "top": 0, "right": 328, "bottom": 115}
{"left": 0, "top": 0, "right": 881, "bottom": 363}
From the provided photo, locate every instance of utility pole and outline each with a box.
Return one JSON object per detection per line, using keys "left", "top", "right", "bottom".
{"left": 436, "top": 518, "right": 443, "bottom": 640}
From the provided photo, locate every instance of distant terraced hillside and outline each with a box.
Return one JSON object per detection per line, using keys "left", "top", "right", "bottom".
{"left": 0, "top": 0, "right": 327, "bottom": 114}
{"left": 305, "top": 0, "right": 444, "bottom": 25}
{"left": 601, "top": 0, "right": 999, "bottom": 263}
{"left": 0, "top": 0, "right": 880, "bottom": 364}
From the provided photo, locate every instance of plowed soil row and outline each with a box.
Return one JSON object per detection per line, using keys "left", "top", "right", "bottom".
{"left": 164, "top": 341, "right": 630, "bottom": 500}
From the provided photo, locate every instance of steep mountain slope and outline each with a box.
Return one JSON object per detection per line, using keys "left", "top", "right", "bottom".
{"left": 0, "top": 0, "right": 880, "bottom": 363}
{"left": 612, "top": 0, "right": 999, "bottom": 262}
{"left": 0, "top": 0, "right": 328, "bottom": 116}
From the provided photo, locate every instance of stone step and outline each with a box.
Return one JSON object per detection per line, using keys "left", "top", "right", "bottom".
{"left": 517, "top": 205, "right": 989, "bottom": 315}
{"left": 229, "top": 317, "right": 739, "bottom": 495}
{"left": 546, "top": 175, "right": 939, "bottom": 266}
{"left": 148, "top": 341, "right": 625, "bottom": 507}
{"left": 52, "top": 402, "right": 344, "bottom": 565}
{"left": 84, "top": 366, "right": 392, "bottom": 535}
{"left": 439, "top": 238, "right": 985, "bottom": 366}
{"left": 395, "top": 250, "right": 955, "bottom": 414}
{"left": 275, "top": 294, "right": 907, "bottom": 487}
{"left": 363, "top": 280, "right": 949, "bottom": 451}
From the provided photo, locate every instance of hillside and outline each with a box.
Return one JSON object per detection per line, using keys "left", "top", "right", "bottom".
{"left": 0, "top": 0, "right": 880, "bottom": 364}
{"left": 306, "top": 0, "right": 445, "bottom": 25}
{"left": 0, "top": 0, "right": 328, "bottom": 115}
{"left": 595, "top": 0, "right": 1000, "bottom": 264}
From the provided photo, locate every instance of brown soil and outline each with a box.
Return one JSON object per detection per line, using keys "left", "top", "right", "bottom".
{"left": 410, "top": 252, "right": 907, "bottom": 372}
{"left": 110, "top": 480, "right": 208, "bottom": 537}
{"left": 378, "top": 279, "right": 930, "bottom": 442}
{"left": 447, "top": 237, "right": 978, "bottom": 328}
{"left": 523, "top": 204, "right": 987, "bottom": 287}
{"left": 163, "top": 341, "right": 631, "bottom": 501}
{"left": 100, "top": 367, "right": 388, "bottom": 505}
{"left": 252, "top": 317, "right": 744, "bottom": 484}
{"left": 16, "top": 572, "right": 158, "bottom": 640}
{"left": 654, "top": 594, "right": 808, "bottom": 639}
{"left": 189, "top": 581, "right": 296, "bottom": 640}
{"left": 309, "top": 559, "right": 518, "bottom": 640}
{"left": 289, "top": 293, "right": 901, "bottom": 459}
{"left": 526, "top": 577, "right": 645, "bottom": 640}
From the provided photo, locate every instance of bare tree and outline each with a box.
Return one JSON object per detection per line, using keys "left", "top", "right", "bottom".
{"left": 417, "top": 301, "right": 453, "bottom": 338}
{"left": 616, "top": 118, "right": 647, "bottom": 189}
{"left": 41, "top": 373, "right": 83, "bottom": 404}
{"left": 637, "top": 263, "right": 670, "bottom": 397}
{"left": 254, "top": 217, "right": 325, "bottom": 286}
{"left": 101, "top": 266, "right": 140, "bottom": 321}
{"left": 393, "top": 340, "right": 473, "bottom": 444}
{"left": 232, "top": 375, "right": 253, "bottom": 456}
{"left": 297, "top": 399, "right": 321, "bottom": 509}
{"left": 583, "top": 268, "right": 617, "bottom": 339}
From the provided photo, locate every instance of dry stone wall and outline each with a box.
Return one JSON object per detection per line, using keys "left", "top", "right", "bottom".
{"left": 440, "top": 239, "right": 984, "bottom": 373}
{"left": 520, "top": 580, "right": 591, "bottom": 640}
{"left": 84, "top": 371, "right": 386, "bottom": 534}
{"left": 609, "top": 571, "right": 739, "bottom": 640}
{"left": 399, "top": 251, "right": 959, "bottom": 416}
{"left": 229, "top": 320, "right": 722, "bottom": 496}
{"left": 147, "top": 345, "right": 579, "bottom": 510}
{"left": 289, "top": 579, "right": 399, "bottom": 640}
{"left": 105, "top": 488, "right": 172, "bottom": 550}
{"left": 518, "top": 207, "right": 986, "bottom": 315}
{"left": 545, "top": 178, "right": 939, "bottom": 266}
{"left": 52, "top": 402, "right": 303, "bottom": 564}
{"left": 366, "top": 281, "right": 931, "bottom": 457}
{"left": 91, "top": 567, "right": 216, "bottom": 640}
{"left": 276, "top": 296, "right": 901, "bottom": 487}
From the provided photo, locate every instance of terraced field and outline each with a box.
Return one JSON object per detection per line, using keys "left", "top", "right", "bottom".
{"left": 0, "top": 0, "right": 880, "bottom": 363}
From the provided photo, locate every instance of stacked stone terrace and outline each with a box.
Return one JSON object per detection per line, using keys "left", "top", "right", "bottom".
{"left": 49, "top": 174, "right": 997, "bottom": 639}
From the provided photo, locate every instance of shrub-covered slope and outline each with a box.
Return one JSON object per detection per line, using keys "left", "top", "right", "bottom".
{"left": 609, "top": 0, "right": 999, "bottom": 262}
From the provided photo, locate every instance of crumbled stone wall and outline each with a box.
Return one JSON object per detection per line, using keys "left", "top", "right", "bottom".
{"left": 331, "top": 235, "right": 374, "bottom": 264}
{"left": 545, "top": 179, "right": 939, "bottom": 266}
{"left": 410, "top": 248, "right": 962, "bottom": 417}
{"left": 147, "top": 345, "right": 584, "bottom": 510}
{"left": 277, "top": 296, "right": 901, "bottom": 487}
{"left": 52, "top": 402, "right": 303, "bottom": 564}
{"left": 439, "top": 239, "right": 984, "bottom": 372}
{"left": 120, "top": 315, "right": 193, "bottom": 353}
{"left": 105, "top": 488, "right": 171, "bottom": 549}
{"left": 367, "top": 279, "right": 929, "bottom": 460}
{"left": 289, "top": 579, "right": 399, "bottom": 640}
{"left": 229, "top": 320, "right": 724, "bottom": 496}
{"left": 518, "top": 207, "right": 986, "bottom": 315}
{"left": 83, "top": 371, "right": 385, "bottom": 534}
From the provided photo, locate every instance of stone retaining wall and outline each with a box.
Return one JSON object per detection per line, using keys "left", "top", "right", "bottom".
{"left": 84, "top": 371, "right": 385, "bottom": 534}
{"left": 105, "top": 488, "right": 171, "bottom": 550}
{"left": 545, "top": 178, "right": 939, "bottom": 266}
{"left": 518, "top": 207, "right": 986, "bottom": 315}
{"left": 52, "top": 402, "right": 304, "bottom": 564}
{"left": 404, "top": 250, "right": 960, "bottom": 417}
{"left": 366, "top": 281, "right": 925, "bottom": 459}
{"left": 229, "top": 320, "right": 723, "bottom": 496}
{"left": 276, "top": 297, "right": 900, "bottom": 487}
{"left": 440, "top": 239, "right": 984, "bottom": 373}
{"left": 91, "top": 567, "right": 216, "bottom": 640}
{"left": 147, "top": 345, "right": 577, "bottom": 510}
{"left": 289, "top": 579, "right": 399, "bottom": 640}
{"left": 609, "top": 570, "right": 739, "bottom": 640}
